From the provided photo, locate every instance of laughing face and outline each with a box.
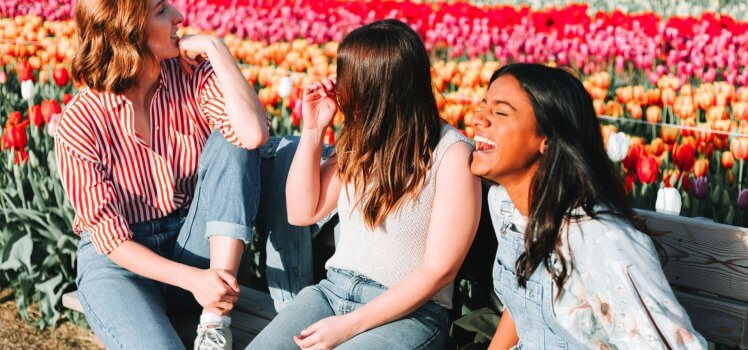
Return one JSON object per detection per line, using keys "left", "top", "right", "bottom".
{"left": 145, "top": 0, "right": 184, "bottom": 61}
{"left": 470, "top": 74, "right": 547, "bottom": 186}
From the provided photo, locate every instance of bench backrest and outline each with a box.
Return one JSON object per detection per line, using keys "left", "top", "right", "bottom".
{"left": 639, "top": 210, "right": 748, "bottom": 349}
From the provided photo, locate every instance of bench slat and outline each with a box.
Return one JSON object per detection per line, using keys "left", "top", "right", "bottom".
{"left": 675, "top": 289, "right": 748, "bottom": 349}
{"left": 640, "top": 210, "right": 748, "bottom": 302}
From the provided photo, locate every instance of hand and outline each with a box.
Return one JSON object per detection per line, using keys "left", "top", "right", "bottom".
{"left": 177, "top": 34, "right": 222, "bottom": 75}
{"left": 184, "top": 268, "right": 240, "bottom": 315}
{"left": 293, "top": 315, "right": 358, "bottom": 350}
{"left": 301, "top": 78, "right": 337, "bottom": 131}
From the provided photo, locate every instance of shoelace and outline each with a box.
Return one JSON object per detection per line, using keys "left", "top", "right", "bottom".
{"left": 196, "top": 327, "right": 227, "bottom": 350}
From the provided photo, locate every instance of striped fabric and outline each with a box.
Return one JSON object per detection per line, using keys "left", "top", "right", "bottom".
{"left": 55, "top": 59, "right": 264, "bottom": 254}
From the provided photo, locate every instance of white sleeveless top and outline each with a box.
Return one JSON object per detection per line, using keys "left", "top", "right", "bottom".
{"left": 325, "top": 124, "right": 473, "bottom": 309}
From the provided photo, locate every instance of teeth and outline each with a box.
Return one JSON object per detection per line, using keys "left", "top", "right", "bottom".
{"left": 473, "top": 135, "right": 497, "bottom": 147}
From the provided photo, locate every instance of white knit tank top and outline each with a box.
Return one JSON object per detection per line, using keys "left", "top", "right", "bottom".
{"left": 325, "top": 124, "right": 473, "bottom": 309}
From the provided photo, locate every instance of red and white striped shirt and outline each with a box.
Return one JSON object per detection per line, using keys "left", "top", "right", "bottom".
{"left": 55, "top": 59, "right": 259, "bottom": 254}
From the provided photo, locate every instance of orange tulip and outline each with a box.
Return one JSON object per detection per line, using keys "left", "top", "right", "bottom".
{"left": 737, "top": 87, "right": 748, "bottom": 102}
{"left": 695, "top": 124, "right": 714, "bottom": 144}
{"left": 646, "top": 106, "right": 661, "bottom": 124}
{"left": 605, "top": 101, "right": 623, "bottom": 117}
{"left": 706, "top": 106, "right": 727, "bottom": 122}
{"left": 648, "top": 138, "right": 666, "bottom": 157}
{"left": 733, "top": 101, "right": 748, "bottom": 121}
{"left": 633, "top": 86, "right": 647, "bottom": 105}
{"left": 730, "top": 138, "right": 748, "bottom": 160}
{"left": 616, "top": 86, "right": 633, "bottom": 104}
{"left": 679, "top": 118, "right": 696, "bottom": 138}
{"left": 626, "top": 102, "right": 642, "bottom": 120}
{"left": 680, "top": 84, "right": 694, "bottom": 96}
{"left": 722, "top": 151, "right": 735, "bottom": 170}
{"left": 593, "top": 99, "right": 605, "bottom": 116}
{"left": 661, "top": 126, "right": 679, "bottom": 145}
{"left": 662, "top": 88, "right": 676, "bottom": 106}
{"left": 696, "top": 90, "right": 715, "bottom": 110}
{"left": 646, "top": 89, "right": 661, "bottom": 106}
{"left": 693, "top": 158, "right": 709, "bottom": 177}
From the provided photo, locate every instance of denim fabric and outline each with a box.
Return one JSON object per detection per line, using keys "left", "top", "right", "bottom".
{"left": 247, "top": 268, "right": 450, "bottom": 350}
{"left": 255, "top": 136, "right": 338, "bottom": 311}
{"left": 491, "top": 200, "right": 587, "bottom": 350}
{"left": 75, "top": 130, "right": 261, "bottom": 350}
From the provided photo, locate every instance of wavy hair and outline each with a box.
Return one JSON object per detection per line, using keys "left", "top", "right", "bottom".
{"left": 72, "top": 0, "right": 154, "bottom": 94}
{"left": 335, "top": 19, "right": 443, "bottom": 229}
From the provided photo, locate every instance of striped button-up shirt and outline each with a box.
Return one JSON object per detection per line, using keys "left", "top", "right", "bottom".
{"left": 55, "top": 59, "right": 259, "bottom": 254}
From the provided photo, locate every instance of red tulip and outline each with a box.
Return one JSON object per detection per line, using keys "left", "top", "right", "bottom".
{"left": 41, "top": 100, "right": 61, "bottom": 123}
{"left": 622, "top": 143, "right": 645, "bottom": 171}
{"left": 5, "top": 111, "right": 22, "bottom": 128}
{"left": 673, "top": 143, "right": 696, "bottom": 171}
{"left": 53, "top": 65, "right": 69, "bottom": 86}
{"left": 1, "top": 122, "right": 29, "bottom": 152}
{"left": 15, "top": 60, "right": 34, "bottom": 82}
{"left": 29, "top": 104, "right": 43, "bottom": 127}
{"left": 13, "top": 149, "right": 29, "bottom": 165}
{"left": 624, "top": 172, "right": 636, "bottom": 193}
{"left": 637, "top": 155, "right": 659, "bottom": 184}
{"left": 62, "top": 93, "right": 73, "bottom": 105}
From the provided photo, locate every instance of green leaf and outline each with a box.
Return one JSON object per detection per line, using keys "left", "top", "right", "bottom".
{"left": 0, "top": 232, "right": 33, "bottom": 272}
{"left": 451, "top": 307, "right": 501, "bottom": 343}
{"left": 35, "top": 274, "right": 64, "bottom": 328}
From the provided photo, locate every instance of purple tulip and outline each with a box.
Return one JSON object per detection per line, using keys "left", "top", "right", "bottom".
{"left": 690, "top": 177, "right": 709, "bottom": 199}
{"left": 739, "top": 189, "right": 748, "bottom": 210}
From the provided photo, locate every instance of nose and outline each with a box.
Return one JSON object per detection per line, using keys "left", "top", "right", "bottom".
{"left": 173, "top": 7, "right": 184, "bottom": 24}
{"left": 471, "top": 104, "right": 489, "bottom": 128}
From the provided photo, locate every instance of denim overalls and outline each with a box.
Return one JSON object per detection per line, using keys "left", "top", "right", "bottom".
{"left": 490, "top": 186, "right": 587, "bottom": 350}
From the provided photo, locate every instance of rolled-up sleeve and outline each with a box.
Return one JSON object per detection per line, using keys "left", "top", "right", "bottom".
{"left": 194, "top": 61, "right": 249, "bottom": 149}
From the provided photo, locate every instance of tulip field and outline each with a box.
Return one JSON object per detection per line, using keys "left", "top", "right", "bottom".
{"left": 1, "top": 0, "right": 747, "bottom": 330}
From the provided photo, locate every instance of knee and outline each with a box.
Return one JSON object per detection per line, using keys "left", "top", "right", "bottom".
{"left": 201, "top": 131, "right": 260, "bottom": 174}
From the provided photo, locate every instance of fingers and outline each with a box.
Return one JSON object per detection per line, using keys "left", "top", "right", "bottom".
{"left": 294, "top": 332, "right": 320, "bottom": 349}
{"left": 215, "top": 270, "right": 240, "bottom": 293}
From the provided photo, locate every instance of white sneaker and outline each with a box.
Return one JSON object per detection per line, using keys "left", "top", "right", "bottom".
{"left": 194, "top": 321, "right": 232, "bottom": 350}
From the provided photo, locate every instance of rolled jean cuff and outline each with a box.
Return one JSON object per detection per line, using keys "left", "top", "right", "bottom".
{"left": 205, "top": 221, "right": 253, "bottom": 244}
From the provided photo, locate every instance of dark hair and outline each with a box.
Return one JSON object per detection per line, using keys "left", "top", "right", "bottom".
{"left": 489, "top": 63, "right": 653, "bottom": 295}
{"left": 72, "top": 0, "right": 154, "bottom": 94}
{"left": 335, "top": 19, "right": 443, "bottom": 228}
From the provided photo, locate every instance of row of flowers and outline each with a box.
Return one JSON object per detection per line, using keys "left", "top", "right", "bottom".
{"left": 1, "top": 7, "right": 747, "bottom": 226}
{"left": 2, "top": 1, "right": 748, "bottom": 86}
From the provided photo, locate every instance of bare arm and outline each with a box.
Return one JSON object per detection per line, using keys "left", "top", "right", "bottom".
{"left": 180, "top": 35, "right": 268, "bottom": 148}
{"left": 109, "top": 241, "right": 240, "bottom": 315}
{"left": 295, "top": 142, "right": 482, "bottom": 349}
{"left": 286, "top": 78, "right": 342, "bottom": 225}
{"left": 488, "top": 309, "right": 519, "bottom": 350}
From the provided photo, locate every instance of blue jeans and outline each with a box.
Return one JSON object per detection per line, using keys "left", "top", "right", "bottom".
{"left": 75, "top": 131, "right": 260, "bottom": 350}
{"left": 247, "top": 269, "right": 450, "bottom": 350}
{"left": 256, "top": 136, "right": 338, "bottom": 311}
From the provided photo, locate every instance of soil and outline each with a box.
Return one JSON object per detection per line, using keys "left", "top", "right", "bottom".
{"left": 0, "top": 289, "right": 102, "bottom": 350}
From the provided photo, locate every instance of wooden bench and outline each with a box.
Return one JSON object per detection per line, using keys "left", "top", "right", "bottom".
{"left": 62, "top": 209, "right": 748, "bottom": 349}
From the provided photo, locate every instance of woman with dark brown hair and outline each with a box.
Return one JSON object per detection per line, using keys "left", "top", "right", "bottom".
{"left": 247, "top": 19, "right": 482, "bottom": 350}
{"left": 55, "top": 0, "right": 268, "bottom": 349}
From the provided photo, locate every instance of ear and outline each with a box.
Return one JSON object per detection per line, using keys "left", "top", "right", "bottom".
{"left": 539, "top": 138, "right": 549, "bottom": 155}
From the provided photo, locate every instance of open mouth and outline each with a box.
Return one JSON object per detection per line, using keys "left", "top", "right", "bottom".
{"left": 473, "top": 135, "right": 497, "bottom": 152}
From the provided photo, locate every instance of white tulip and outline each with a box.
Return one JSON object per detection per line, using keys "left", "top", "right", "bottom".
{"left": 655, "top": 187, "right": 682, "bottom": 215}
{"left": 277, "top": 76, "right": 293, "bottom": 99}
{"left": 606, "top": 132, "right": 630, "bottom": 162}
{"left": 20, "top": 80, "right": 35, "bottom": 101}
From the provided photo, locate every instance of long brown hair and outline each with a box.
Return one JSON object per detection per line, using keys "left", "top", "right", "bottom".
{"left": 72, "top": 0, "right": 154, "bottom": 94}
{"left": 490, "top": 64, "right": 656, "bottom": 296}
{"left": 335, "top": 19, "right": 443, "bottom": 229}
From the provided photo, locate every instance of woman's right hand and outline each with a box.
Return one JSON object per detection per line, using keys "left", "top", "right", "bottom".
{"left": 183, "top": 268, "right": 240, "bottom": 315}
{"left": 302, "top": 77, "right": 337, "bottom": 131}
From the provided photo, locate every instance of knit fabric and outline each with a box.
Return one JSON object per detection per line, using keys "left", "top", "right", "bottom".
{"left": 325, "top": 124, "right": 473, "bottom": 309}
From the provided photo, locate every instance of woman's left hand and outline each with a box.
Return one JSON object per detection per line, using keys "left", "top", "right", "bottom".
{"left": 177, "top": 34, "right": 220, "bottom": 75}
{"left": 293, "top": 315, "right": 359, "bottom": 350}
